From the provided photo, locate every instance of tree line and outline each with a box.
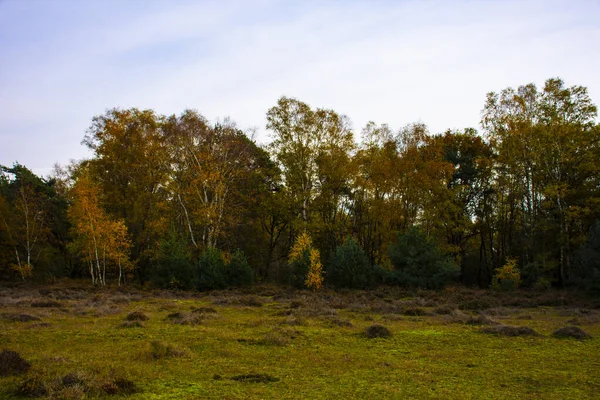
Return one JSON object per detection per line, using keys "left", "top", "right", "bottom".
{"left": 1, "top": 78, "right": 599, "bottom": 291}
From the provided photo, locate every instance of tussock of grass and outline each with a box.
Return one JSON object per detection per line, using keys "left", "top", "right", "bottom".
{"left": 403, "top": 307, "right": 428, "bottom": 316}
{"left": 2, "top": 313, "right": 41, "bottom": 322}
{"left": 480, "top": 325, "right": 541, "bottom": 337}
{"left": 191, "top": 306, "right": 217, "bottom": 314}
{"left": 0, "top": 349, "right": 31, "bottom": 376}
{"left": 166, "top": 312, "right": 203, "bottom": 326}
{"left": 142, "top": 340, "right": 188, "bottom": 360}
{"left": 552, "top": 326, "right": 592, "bottom": 340}
{"left": 364, "top": 324, "right": 392, "bottom": 339}
{"left": 231, "top": 373, "right": 280, "bottom": 383}
{"left": 31, "top": 300, "right": 62, "bottom": 308}
{"left": 125, "top": 311, "right": 148, "bottom": 321}
{"left": 119, "top": 321, "right": 144, "bottom": 328}
{"left": 17, "top": 368, "right": 138, "bottom": 398}
{"left": 465, "top": 315, "right": 498, "bottom": 326}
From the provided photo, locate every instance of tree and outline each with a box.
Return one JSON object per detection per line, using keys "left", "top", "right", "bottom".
{"left": 386, "top": 227, "right": 460, "bottom": 289}
{"left": 83, "top": 108, "right": 169, "bottom": 278}
{"left": 0, "top": 164, "right": 52, "bottom": 280}
{"left": 482, "top": 78, "right": 600, "bottom": 285}
{"left": 327, "top": 236, "right": 371, "bottom": 289}
{"left": 68, "top": 173, "right": 132, "bottom": 285}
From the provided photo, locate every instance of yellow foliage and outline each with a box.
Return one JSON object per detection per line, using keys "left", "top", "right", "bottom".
{"left": 305, "top": 249, "right": 324, "bottom": 290}
{"left": 288, "top": 232, "right": 312, "bottom": 264}
{"left": 11, "top": 263, "right": 33, "bottom": 279}
{"left": 492, "top": 258, "right": 521, "bottom": 290}
{"left": 289, "top": 232, "right": 323, "bottom": 290}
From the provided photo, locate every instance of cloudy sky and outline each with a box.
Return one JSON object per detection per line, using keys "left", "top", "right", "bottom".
{"left": 1, "top": 0, "right": 599, "bottom": 176}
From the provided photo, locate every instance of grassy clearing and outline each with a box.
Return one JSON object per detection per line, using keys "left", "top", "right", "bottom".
{"left": 0, "top": 282, "right": 599, "bottom": 399}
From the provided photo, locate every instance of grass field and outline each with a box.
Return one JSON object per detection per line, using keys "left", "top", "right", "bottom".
{"left": 1, "top": 282, "right": 599, "bottom": 399}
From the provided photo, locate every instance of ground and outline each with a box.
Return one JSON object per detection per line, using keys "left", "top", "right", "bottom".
{"left": 0, "top": 281, "right": 599, "bottom": 399}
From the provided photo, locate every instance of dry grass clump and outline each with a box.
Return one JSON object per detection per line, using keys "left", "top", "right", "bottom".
{"left": 567, "top": 315, "right": 600, "bottom": 325}
{"left": 483, "top": 307, "right": 515, "bottom": 317}
{"left": 364, "top": 324, "right": 392, "bottom": 339}
{"left": 327, "top": 317, "right": 353, "bottom": 328}
{"left": 434, "top": 305, "right": 456, "bottom": 315}
{"left": 230, "top": 373, "right": 280, "bottom": 383}
{"left": 17, "top": 369, "right": 138, "bottom": 398}
{"left": 125, "top": 311, "right": 149, "bottom": 321}
{"left": 441, "top": 309, "right": 470, "bottom": 324}
{"left": 260, "top": 327, "right": 300, "bottom": 346}
{"left": 552, "top": 326, "right": 592, "bottom": 340}
{"left": 239, "top": 295, "right": 264, "bottom": 307}
{"left": 403, "top": 307, "right": 429, "bottom": 316}
{"left": 0, "top": 349, "right": 31, "bottom": 376}
{"left": 480, "top": 325, "right": 541, "bottom": 337}
{"left": 465, "top": 315, "right": 498, "bottom": 326}
{"left": 119, "top": 321, "right": 144, "bottom": 328}
{"left": 142, "top": 340, "right": 189, "bottom": 360}
{"left": 93, "top": 304, "right": 123, "bottom": 317}
{"left": 191, "top": 306, "right": 218, "bottom": 314}
{"left": 2, "top": 313, "right": 41, "bottom": 322}
{"left": 165, "top": 312, "right": 204, "bottom": 326}
{"left": 30, "top": 299, "right": 62, "bottom": 308}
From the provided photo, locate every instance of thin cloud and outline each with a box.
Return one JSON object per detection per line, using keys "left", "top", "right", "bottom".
{"left": 0, "top": 0, "right": 599, "bottom": 176}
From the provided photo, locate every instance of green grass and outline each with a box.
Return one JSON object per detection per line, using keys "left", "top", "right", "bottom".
{"left": 0, "top": 284, "right": 599, "bottom": 399}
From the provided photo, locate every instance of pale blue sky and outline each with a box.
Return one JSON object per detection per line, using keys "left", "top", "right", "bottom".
{"left": 1, "top": 0, "right": 599, "bottom": 176}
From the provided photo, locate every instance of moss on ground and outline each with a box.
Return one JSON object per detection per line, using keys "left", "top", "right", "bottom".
{"left": 0, "top": 283, "right": 599, "bottom": 399}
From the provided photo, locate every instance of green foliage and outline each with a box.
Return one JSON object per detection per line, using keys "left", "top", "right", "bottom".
{"left": 327, "top": 237, "right": 372, "bottom": 289}
{"left": 225, "top": 250, "right": 254, "bottom": 287}
{"left": 152, "top": 229, "right": 195, "bottom": 290}
{"left": 195, "top": 247, "right": 227, "bottom": 291}
{"left": 573, "top": 221, "right": 600, "bottom": 292}
{"left": 289, "top": 248, "right": 311, "bottom": 289}
{"left": 385, "top": 227, "right": 459, "bottom": 289}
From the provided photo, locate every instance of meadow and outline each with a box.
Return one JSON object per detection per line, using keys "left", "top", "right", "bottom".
{"left": 0, "top": 282, "right": 599, "bottom": 399}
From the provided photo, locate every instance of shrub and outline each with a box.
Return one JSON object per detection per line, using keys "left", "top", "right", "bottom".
{"left": 195, "top": 247, "right": 227, "bottom": 291}
{"left": 326, "top": 237, "right": 372, "bottom": 289}
{"left": 152, "top": 229, "right": 195, "bottom": 290}
{"left": 573, "top": 221, "right": 600, "bottom": 292}
{"left": 385, "top": 227, "right": 460, "bottom": 289}
{"left": 288, "top": 232, "right": 323, "bottom": 290}
{"left": 364, "top": 324, "right": 392, "bottom": 339}
{"left": 492, "top": 258, "right": 521, "bottom": 291}
{"left": 225, "top": 250, "right": 254, "bottom": 287}
{"left": 0, "top": 349, "right": 31, "bottom": 376}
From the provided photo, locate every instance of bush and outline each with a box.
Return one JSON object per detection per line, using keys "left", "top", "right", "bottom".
{"left": 225, "top": 250, "right": 254, "bottom": 287}
{"left": 326, "top": 237, "right": 372, "bottom": 289}
{"left": 492, "top": 258, "right": 521, "bottom": 291}
{"left": 573, "top": 221, "right": 600, "bottom": 292}
{"left": 195, "top": 247, "right": 227, "bottom": 291}
{"left": 0, "top": 349, "right": 31, "bottom": 376}
{"left": 385, "top": 227, "right": 460, "bottom": 289}
{"left": 288, "top": 232, "right": 323, "bottom": 290}
{"left": 151, "top": 229, "right": 195, "bottom": 290}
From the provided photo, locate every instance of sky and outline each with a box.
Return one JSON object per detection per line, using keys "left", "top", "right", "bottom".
{"left": 1, "top": 0, "right": 599, "bottom": 177}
